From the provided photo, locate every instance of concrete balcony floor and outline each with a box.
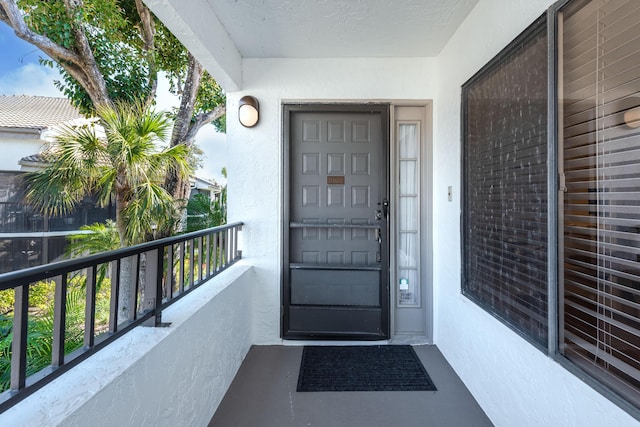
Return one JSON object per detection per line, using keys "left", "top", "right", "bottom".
{"left": 209, "top": 345, "right": 493, "bottom": 427}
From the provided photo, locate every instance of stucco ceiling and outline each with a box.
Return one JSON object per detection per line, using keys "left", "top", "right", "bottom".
{"left": 206, "top": 0, "right": 479, "bottom": 58}
{"left": 144, "top": 0, "right": 479, "bottom": 90}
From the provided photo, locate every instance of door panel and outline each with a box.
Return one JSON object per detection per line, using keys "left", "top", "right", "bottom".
{"left": 283, "top": 105, "right": 390, "bottom": 339}
{"left": 290, "top": 269, "right": 380, "bottom": 306}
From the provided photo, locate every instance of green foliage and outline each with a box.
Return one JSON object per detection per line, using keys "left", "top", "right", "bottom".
{"left": 66, "top": 221, "right": 120, "bottom": 258}
{"left": 0, "top": 275, "right": 111, "bottom": 393}
{"left": 186, "top": 171, "right": 227, "bottom": 232}
{"left": 22, "top": 101, "right": 192, "bottom": 246}
{"left": 195, "top": 72, "right": 226, "bottom": 133}
{"left": 17, "top": 0, "right": 226, "bottom": 122}
{"left": 0, "top": 290, "right": 14, "bottom": 315}
{"left": 0, "top": 282, "right": 56, "bottom": 315}
{"left": 0, "top": 314, "right": 13, "bottom": 390}
{"left": 28, "top": 280, "right": 56, "bottom": 311}
{"left": 66, "top": 222, "right": 120, "bottom": 284}
{"left": 186, "top": 194, "right": 214, "bottom": 232}
{"left": 21, "top": 0, "right": 152, "bottom": 114}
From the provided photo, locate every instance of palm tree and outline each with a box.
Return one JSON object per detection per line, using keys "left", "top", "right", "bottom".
{"left": 22, "top": 101, "right": 191, "bottom": 246}
{"left": 22, "top": 101, "right": 192, "bottom": 322}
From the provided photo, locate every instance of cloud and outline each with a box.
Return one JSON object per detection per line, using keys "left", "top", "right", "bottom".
{"left": 0, "top": 64, "right": 228, "bottom": 182}
{"left": 0, "top": 63, "right": 63, "bottom": 97}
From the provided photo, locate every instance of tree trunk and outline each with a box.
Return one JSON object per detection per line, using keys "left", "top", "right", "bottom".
{"left": 165, "top": 167, "right": 191, "bottom": 233}
{"left": 113, "top": 182, "right": 134, "bottom": 324}
{"left": 162, "top": 53, "right": 204, "bottom": 234}
{"left": 116, "top": 255, "right": 137, "bottom": 325}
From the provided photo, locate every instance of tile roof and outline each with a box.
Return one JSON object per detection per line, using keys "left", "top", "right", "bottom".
{"left": 19, "top": 153, "right": 50, "bottom": 164}
{"left": 0, "top": 95, "right": 83, "bottom": 129}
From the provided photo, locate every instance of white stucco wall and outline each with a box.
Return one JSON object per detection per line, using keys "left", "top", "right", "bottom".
{"left": 0, "top": 263, "right": 254, "bottom": 427}
{"left": 433, "top": 0, "right": 638, "bottom": 425}
{"left": 223, "top": 1, "right": 640, "bottom": 425}
{"left": 226, "top": 57, "right": 437, "bottom": 344}
{"left": 0, "top": 135, "right": 44, "bottom": 171}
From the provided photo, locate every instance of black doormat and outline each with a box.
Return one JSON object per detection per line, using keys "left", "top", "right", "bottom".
{"left": 296, "top": 345, "right": 437, "bottom": 392}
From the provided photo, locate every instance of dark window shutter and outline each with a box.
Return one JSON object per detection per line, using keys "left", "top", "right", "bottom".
{"left": 462, "top": 16, "right": 549, "bottom": 348}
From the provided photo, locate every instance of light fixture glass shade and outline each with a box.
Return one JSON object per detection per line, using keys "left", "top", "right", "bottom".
{"left": 624, "top": 106, "right": 640, "bottom": 129}
{"left": 238, "top": 96, "right": 259, "bottom": 127}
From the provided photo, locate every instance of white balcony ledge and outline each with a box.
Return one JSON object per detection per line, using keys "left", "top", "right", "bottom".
{"left": 0, "top": 261, "right": 254, "bottom": 427}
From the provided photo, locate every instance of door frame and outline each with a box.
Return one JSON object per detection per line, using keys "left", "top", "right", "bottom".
{"left": 281, "top": 103, "right": 391, "bottom": 340}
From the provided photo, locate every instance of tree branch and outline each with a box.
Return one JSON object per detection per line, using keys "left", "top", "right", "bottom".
{"left": 185, "top": 104, "right": 226, "bottom": 143}
{"left": 0, "top": 0, "right": 79, "bottom": 64}
{"left": 61, "top": 0, "right": 110, "bottom": 107}
{"left": 135, "top": 0, "right": 158, "bottom": 108}
{"left": 170, "top": 52, "right": 203, "bottom": 147}
{"left": 0, "top": 0, "right": 111, "bottom": 108}
{"left": 0, "top": 3, "right": 9, "bottom": 24}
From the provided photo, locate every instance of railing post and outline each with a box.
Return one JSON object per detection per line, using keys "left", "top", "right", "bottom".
{"left": 155, "top": 247, "right": 164, "bottom": 326}
{"left": 142, "top": 249, "right": 161, "bottom": 327}
{"left": 189, "top": 239, "right": 195, "bottom": 288}
{"left": 165, "top": 245, "right": 174, "bottom": 299}
{"left": 10, "top": 284, "right": 29, "bottom": 391}
{"left": 205, "top": 234, "right": 211, "bottom": 277}
{"left": 52, "top": 274, "right": 68, "bottom": 368}
{"left": 109, "top": 259, "right": 120, "bottom": 333}
{"left": 212, "top": 231, "right": 218, "bottom": 272}
{"left": 179, "top": 241, "right": 185, "bottom": 293}
{"left": 198, "top": 236, "right": 203, "bottom": 283}
{"left": 84, "top": 266, "right": 97, "bottom": 348}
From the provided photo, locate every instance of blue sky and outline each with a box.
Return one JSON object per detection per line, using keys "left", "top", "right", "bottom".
{"left": 0, "top": 24, "right": 44, "bottom": 73}
{"left": 0, "top": 24, "right": 39, "bottom": 73}
{"left": 0, "top": 24, "right": 63, "bottom": 96}
{"left": 0, "top": 24, "right": 227, "bottom": 182}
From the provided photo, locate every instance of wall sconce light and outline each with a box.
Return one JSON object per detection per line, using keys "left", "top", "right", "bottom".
{"left": 624, "top": 106, "right": 640, "bottom": 129}
{"left": 238, "top": 95, "right": 260, "bottom": 128}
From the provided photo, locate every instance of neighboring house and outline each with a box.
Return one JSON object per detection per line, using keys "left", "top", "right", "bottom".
{"left": 0, "top": 95, "right": 112, "bottom": 272}
{"left": 0, "top": 95, "right": 220, "bottom": 272}
{"left": 190, "top": 175, "right": 222, "bottom": 202}
{"left": 0, "top": 95, "right": 85, "bottom": 172}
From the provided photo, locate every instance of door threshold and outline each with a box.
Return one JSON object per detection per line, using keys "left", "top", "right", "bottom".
{"left": 280, "top": 339, "right": 390, "bottom": 346}
{"left": 389, "top": 335, "right": 431, "bottom": 345}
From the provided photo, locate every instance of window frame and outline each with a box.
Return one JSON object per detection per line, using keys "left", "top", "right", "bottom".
{"left": 461, "top": 0, "right": 640, "bottom": 419}
{"left": 460, "top": 12, "right": 550, "bottom": 352}
{"left": 548, "top": 0, "right": 640, "bottom": 419}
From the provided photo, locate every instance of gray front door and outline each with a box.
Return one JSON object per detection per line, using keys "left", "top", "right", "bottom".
{"left": 283, "top": 104, "right": 390, "bottom": 339}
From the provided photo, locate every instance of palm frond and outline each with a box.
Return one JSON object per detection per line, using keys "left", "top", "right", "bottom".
{"left": 25, "top": 100, "right": 191, "bottom": 246}
{"left": 66, "top": 220, "right": 121, "bottom": 259}
{"left": 121, "top": 182, "right": 176, "bottom": 244}
{"left": 21, "top": 122, "right": 108, "bottom": 217}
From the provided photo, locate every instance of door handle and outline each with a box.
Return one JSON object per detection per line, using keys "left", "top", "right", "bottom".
{"left": 377, "top": 199, "right": 390, "bottom": 220}
{"left": 382, "top": 199, "right": 389, "bottom": 219}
